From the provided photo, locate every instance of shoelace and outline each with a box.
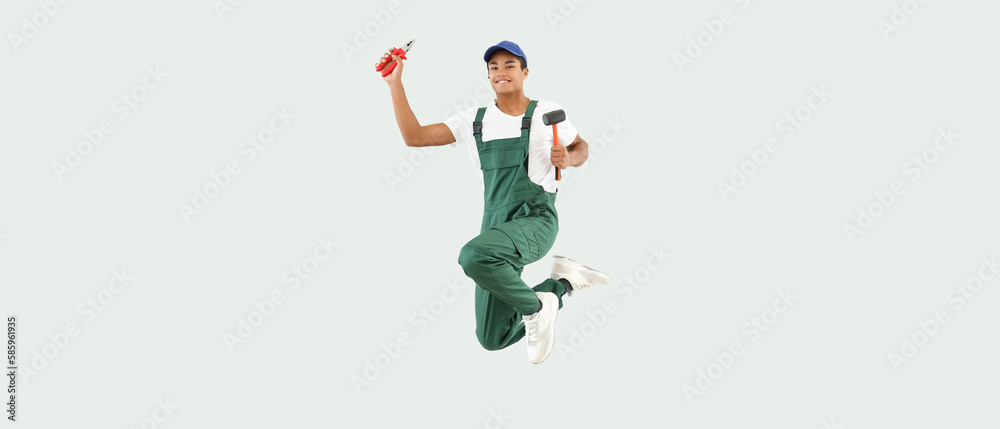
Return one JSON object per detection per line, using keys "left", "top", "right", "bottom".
{"left": 524, "top": 316, "right": 538, "bottom": 345}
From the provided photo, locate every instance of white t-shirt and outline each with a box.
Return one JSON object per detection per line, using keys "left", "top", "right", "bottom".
{"left": 444, "top": 99, "right": 578, "bottom": 194}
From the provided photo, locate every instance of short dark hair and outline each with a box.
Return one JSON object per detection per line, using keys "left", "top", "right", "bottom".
{"left": 487, "top": 55, "right": 527, "bottom": 70}
{"left": 514, "top": 55, "right": 527, "bottom": 69}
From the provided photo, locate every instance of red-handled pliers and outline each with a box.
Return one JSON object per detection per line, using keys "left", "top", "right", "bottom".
{"left": 375, "top": 39, "right": 415, "bottom": 77}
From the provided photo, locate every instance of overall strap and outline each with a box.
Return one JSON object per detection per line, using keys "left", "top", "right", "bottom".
{"left": 520, "top": 100, "right": 538, "bottom": 140}
{"left": 472, "top": 107, "right": 487, "bottom": 145}
{"left": 473, "top": 101, "right": 538, "bottom": 144}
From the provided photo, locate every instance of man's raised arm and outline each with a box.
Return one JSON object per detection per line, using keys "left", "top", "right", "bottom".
{"left": 383, "top": 52, "right": 456, "bottom": 147}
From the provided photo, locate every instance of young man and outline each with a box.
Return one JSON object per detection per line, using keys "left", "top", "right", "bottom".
{"left": 381, "top": 40, "right": 611, "bottom": 364}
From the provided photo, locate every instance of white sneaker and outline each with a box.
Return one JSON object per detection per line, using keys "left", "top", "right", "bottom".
{"left": 550, "top": 255, "right": 612, "bottom": 297}
{"left": 523, "top": 291, "right": 559, "bottom": 364}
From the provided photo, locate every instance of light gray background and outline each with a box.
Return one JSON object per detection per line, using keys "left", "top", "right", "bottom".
{"left": 2, "top": 0, "right": 999, "bottom": 427}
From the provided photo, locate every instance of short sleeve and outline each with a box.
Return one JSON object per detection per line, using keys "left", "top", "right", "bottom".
{"left": 537, "top": 101, "right": 579, "bottom": 146}
{"left": 557, "top": 116, "right": 579, "bottom": 146}
{"left": 444, "top": 107, "right": 476, "bottom": 148}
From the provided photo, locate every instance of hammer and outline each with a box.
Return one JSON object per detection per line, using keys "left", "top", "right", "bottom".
{"left": 542, "top": 109, "right": 566, "bottom": 181}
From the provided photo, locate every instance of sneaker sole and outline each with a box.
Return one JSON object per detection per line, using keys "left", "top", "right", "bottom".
{"left": 550, "top": 255, "right": 611, "bottom": 284}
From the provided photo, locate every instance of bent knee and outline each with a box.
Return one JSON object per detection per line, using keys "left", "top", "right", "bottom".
{"left": 476, "top": 331, "right": 508, "bottom": 351}
{"left": 458, "top": 243, "right": 488, "bottom": 273}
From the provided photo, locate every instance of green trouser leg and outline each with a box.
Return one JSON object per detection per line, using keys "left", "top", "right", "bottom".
{"left": 458, "top": 226, "right": 564, "bottom": 351}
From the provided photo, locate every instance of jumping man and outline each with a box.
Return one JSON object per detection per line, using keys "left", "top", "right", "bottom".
{"left": 382, "top": 40, "right": 611, "bottom": 364}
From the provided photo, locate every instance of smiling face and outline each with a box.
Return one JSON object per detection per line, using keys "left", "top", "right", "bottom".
{"left": 487, "top": 51, "right": 528, "bottom": 96}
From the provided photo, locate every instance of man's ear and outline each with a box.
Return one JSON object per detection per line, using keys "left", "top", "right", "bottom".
{"left": 523, "top": 67, "right": 529, "bottom": 78}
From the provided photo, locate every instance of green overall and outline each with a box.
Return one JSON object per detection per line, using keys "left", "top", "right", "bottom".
{"left": 457, "top": 100, "right": 565, "bottom": 351}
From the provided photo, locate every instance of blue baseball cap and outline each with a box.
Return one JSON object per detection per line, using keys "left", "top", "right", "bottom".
{"left": 483, "top": 40, "right": 527, "bottom": 65}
